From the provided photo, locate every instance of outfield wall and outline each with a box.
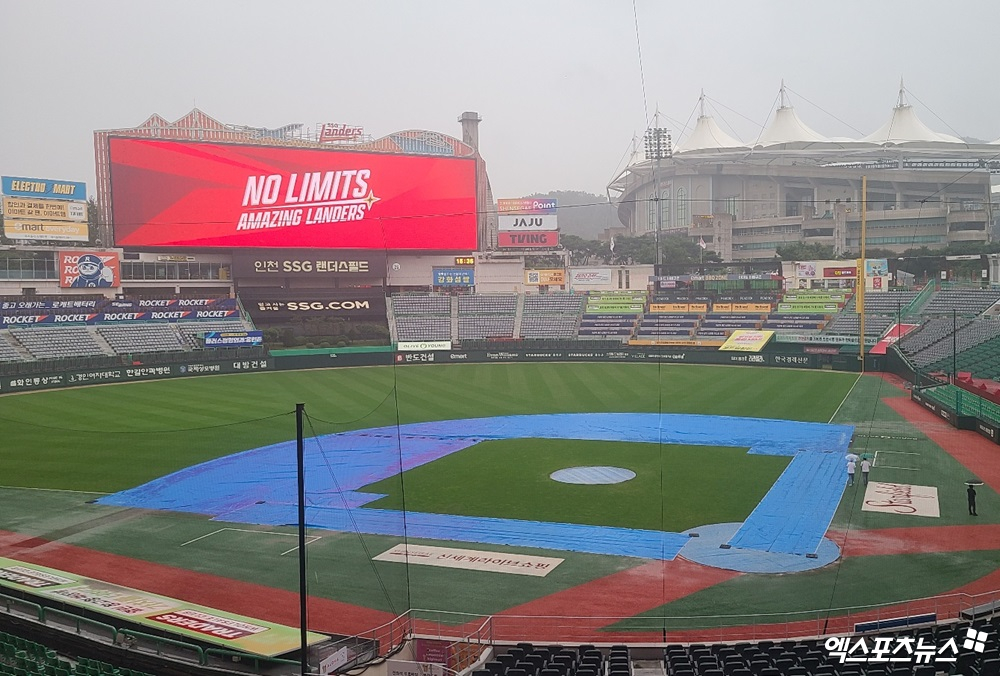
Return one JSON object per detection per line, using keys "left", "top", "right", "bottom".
{"left": 0, "top": 358, "right": 271, "bottom": 394}
{"left": 0, "top": 344, "right": 865, "bottom": 394}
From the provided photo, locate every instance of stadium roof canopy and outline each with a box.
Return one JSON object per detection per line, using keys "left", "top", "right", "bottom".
{"left": 861, "top": 83, "right": 966, "bottom": 145}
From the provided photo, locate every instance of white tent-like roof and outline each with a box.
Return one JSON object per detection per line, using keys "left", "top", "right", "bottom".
{"left": 674, "top": 91, "right": 747, "bottom": 154}
{"left": 757, "top": 105, "right": 829, "bottom": 147}
{"left": 862, "top": 82, "right": 965, "bottom": 145}
{"left": 675, "top": 114, "right": 746, "bottom": 153}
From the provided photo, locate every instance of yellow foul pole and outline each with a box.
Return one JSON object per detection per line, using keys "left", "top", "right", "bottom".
{"left": 858, "top": 175, "right": 867, "bottom": 369}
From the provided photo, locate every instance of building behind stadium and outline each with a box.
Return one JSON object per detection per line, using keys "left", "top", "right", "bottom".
{"left": 608, "top": 84, "right": 997, "bottom": 261}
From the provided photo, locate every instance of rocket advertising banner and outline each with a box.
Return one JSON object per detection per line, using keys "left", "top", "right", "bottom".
{"left": 107, "top": 138, "right": 478, "bottom": 250}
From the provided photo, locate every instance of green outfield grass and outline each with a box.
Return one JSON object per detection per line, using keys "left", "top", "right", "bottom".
{"left": 0, "top": 363, "right": 995, "bottom": 631}
{"left": 361, "top": 439, "right": 788, "bottom": 532}
{"left": 0, "top": 364, "right": 857, "bottom": 492}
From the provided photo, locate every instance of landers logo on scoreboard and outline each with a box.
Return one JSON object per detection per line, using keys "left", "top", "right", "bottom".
{"left": 238, "top": 172, "right": 381, "bottom": 232}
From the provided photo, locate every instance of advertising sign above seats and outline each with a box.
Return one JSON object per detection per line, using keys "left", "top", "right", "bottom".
{"left": 238, "top": 289, "right": 386, "bottom": 318}
{"left": 58, "top": 251, "right": 120, "bottom": 288}
{"left": 231, "top": 250, "right": 386, "bottom": 278}
{"left": 106, "top": 138, "right": 478, "bottom": 250}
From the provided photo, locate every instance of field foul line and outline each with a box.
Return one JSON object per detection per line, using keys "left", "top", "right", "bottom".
{"left": 875, "top": 465, "right": 920, "bottom": 471}
{"left": 878, "top": 450, "right": 920, "bottom": 455}
{"left": 180, "top": 527, "right": 321, "bottom": 556}
{"left": 0, "top": 485, "right": 110, "bottom": 495}
{"left": 830, "top": 373, "right": 864, "bottom": 424}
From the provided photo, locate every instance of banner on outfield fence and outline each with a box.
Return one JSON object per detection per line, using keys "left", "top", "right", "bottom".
{"left": 0, "top": 558, "right": 326, "bottom": 656}
{"left": 4, "top": 220, "right": 89, "bottom": 242}
{"left": 719, "top": 329, "right": 775, "bottom": 352}
{"left": 397, "top": 341, "right": 452, "bottom": 351}
{"left": 203, "top": 331, "right": 263, "bottom": 347}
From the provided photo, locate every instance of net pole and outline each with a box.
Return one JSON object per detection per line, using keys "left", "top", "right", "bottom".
{"left": 297, "top": 402, "right": 309, "bottom": 675}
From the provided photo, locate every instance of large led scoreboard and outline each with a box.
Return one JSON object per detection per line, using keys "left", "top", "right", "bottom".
{"left": 106, "top": 138, "right": 478, "bottom": 250}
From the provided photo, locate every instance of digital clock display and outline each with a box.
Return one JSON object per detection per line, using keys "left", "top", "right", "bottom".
{"left": 454, "top": 256, "right": 475, "bottom": 266}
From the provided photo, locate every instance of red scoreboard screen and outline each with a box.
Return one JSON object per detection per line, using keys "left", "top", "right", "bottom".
{"left": 107, "top": 138, "right": 478, "bottom": 250}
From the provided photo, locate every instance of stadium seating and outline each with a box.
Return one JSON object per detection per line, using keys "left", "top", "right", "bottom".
{"left": 0, "top": 333, "right": 27, "bottom": 362}
{"left": 520, "top": 294, "right": 584, "bottom": 340}
{"left": 97, "top": 324, "right": 187, "bottom": 354}
{"left": 457, "top": 294, "right": 517, "bottom": 340}
{"left": 822, "top": 314, "right": 896, "bottom": 338}
{"left": 920, "top": 288, "right": 1000, "bottom": 315}
{"left": 390, "top": 294, "right": 452, "bottom": 316}
{"left": 895, "top": 316, "right": 985, "bottom": 368}
{"left": 174, "top": 320, "right": 251, "bottom": 348}
{"left": 390, "top": 294, "right": 453, "bottom": 342}
{"left": 906, "top": 317, "right": 1000, "bottom": 371}
{"left": 10, "top": 327, "right": 109, "bottom": 360}
{"left": 0, "top": 629, "right": 154, "bottom": 676}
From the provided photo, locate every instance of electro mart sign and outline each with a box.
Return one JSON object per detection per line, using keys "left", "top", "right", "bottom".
{"left": 107, "top": 138, "right": 478, "bottom": 250}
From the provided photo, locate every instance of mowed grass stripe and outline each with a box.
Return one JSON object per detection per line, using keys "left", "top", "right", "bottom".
{"left": 0, "top": 364, "right": 858, "bottom": 494}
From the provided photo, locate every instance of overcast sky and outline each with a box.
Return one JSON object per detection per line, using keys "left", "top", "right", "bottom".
{"left": 2, "top": 0, "right": 998, "bottom": 200}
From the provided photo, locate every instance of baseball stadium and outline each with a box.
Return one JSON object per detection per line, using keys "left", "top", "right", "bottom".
{"left": 0, "top": 92, "right": 999, "bottom": 676}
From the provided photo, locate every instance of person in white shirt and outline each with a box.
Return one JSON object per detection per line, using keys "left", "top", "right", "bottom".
{"left": 847, "top": 459, "right": 856, "bottom": 487}
{"left": 861, "top": 458, "right": 872, "bottom": 486}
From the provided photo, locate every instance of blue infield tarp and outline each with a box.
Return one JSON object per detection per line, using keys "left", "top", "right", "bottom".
{"left": 98, "top": 413, "right": 853, "bottom": 564}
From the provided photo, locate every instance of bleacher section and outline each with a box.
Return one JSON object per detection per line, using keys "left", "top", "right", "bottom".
{"left": 823, "top": 313, "right": 896, "bottom": 338}
{"left": 10, "top": 327, "right": 108, "bottom": 360}
{"left": 852, "top": 290, "right": 920, "bottom": 314}
{"left": 899, "top": 316, "right": 1000, "bottom": 370}
{"left": 97, "top": 324, "right": 187, "bottom": 354}
{"left": 578, "top": 291, "right": 646, "bottom": 342}
{"left": 520, "top": 294, "right": 584, "bottom": 340}
{"left": 390, "top": 294, "right": 452, "bottom": 342}
{"left": 0, "top": 333, "right": 25, "bottom": 362}
{"left": 0, "top": 296, "right": 254, "bottom": 367}
{"left": 457, "top": 294, "right": 517, "bottom": 340}
{"left": 921, "top": 288, "right": 1000, "bottom": 315}
{"left": 945, "top": 333, "right": 1000, "bottom": 379}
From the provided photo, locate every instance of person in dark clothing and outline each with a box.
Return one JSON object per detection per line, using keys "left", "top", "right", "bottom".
{"left": 968, "top": 485, "right": 978, "bottom": 516}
